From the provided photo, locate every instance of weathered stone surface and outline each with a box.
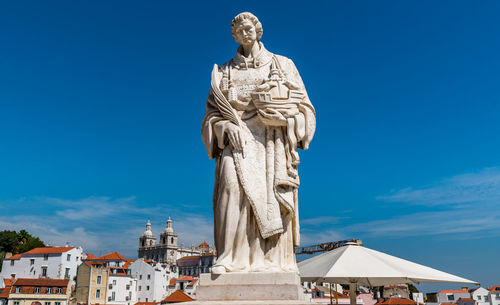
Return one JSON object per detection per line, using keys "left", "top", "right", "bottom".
{"left": 195, "top": 272, "right": 304, "bottom": 301}
{"left": 201, "top": 11, "right": 315, "bottom": 275}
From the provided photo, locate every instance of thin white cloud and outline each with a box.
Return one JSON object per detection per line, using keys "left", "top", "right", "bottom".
{"left": 301, "top": 216, "right": 346, "bottom": 226}
{"left": 377, "top": 167, "right": 500, "bottom": 206}
{"left": 354, "top": 166, "right": 500, "bottom": 238}
{"left": 0, "top": 196, "right": 214, "bottom": 259}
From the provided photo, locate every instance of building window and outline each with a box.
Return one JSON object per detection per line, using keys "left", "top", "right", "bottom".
{"left": 448, "top": 295, "right": 455, "bottom": 301}
{"left": 30, "top": 259, "right": 35, "bottom": 265}
{"left": 10, "top": 274, "right": 15, "bottom": 279}
{"left": 44, "top": 254, "right": 49, "bottom": 260}
{"left": 138, "top": 286, "right": 142, "bottom": 291}
{"left": 113, "top": 280, "right": 116, "bottom": 285}
{"left": 485, "top": 296, "right": 489, "bottom": 302}
{"left": 96, "top": 289, "right": 101, "bottom": 298}
{"left": 146, "top": 298, "right": 148, "bottom": 302}
{"left": 139, "top": 275, "right": 142, "bottom": 280}
{"left": 55, "top": 302, "right": 61, "bottom": 305}
{"left": 67, "top": 254, "right": 71, "bottom": 261}
{"left": 112, "top": 291, "right": 116, "bottom": 301}
{"left": 45, "top": 302, "right": 51, "bottom": 305}
{"left": 478, "top": 296, "right": 482, "bottom": 300}
{"left": 147, "top": 274, "right": 151, "bottom": 280}
{"left": 147, "top": 286, "right": 150, "bottom": 291}
{"left": 56, "top": 287, "right": 63, "bottom": 294}
{"left": 10, "top": 260, "right": 14, "bottom": 266}
{"left": 15, "top": 287, "right": 22, "bottom": 293}
{"left": 171, "top": 237, "right": 174, "bottom": 244}
{"left": 34, "top": 287, "right": 41, "bottom": 293}
{"left": 496, "top": 294, "right": 500, "bottom": 300}
{"left": 97, "top": 275, "right": 102, "bottom": 284}
{"left": 42, "top": 266, "right": 48, "bottom": 277}
{"left": 47, "top": 287, "right": 53, "bottom": 294}
{"left": 14, "top": 302, "right": 20, "bottom": 305}
{"left": 64, "top": 268, "right": 70, "bottom": 279}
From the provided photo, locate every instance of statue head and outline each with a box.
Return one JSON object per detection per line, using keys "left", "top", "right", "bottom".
{"left": 231, "top": 12, "right": 263, "bottom": 45}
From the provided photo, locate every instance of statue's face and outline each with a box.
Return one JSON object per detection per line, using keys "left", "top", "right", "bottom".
{"left": 233, "top": 20, "right": 257, "bottom": 45}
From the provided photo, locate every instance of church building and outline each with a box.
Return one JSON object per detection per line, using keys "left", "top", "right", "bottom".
{"left": 138, "top": 218, "right": 213, "bottom": 264}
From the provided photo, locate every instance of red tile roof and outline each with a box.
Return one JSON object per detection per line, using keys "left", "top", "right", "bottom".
{"left": 177, "top": 276, "right": 193, "bottom": 281}
{"left": 23, "top": 247, "right": 74, "bottom": 255}
{"left": 177, "top": 256, "right": 199, "bottom": 262}
{"left": 169, "top": 278, "right": 177, "bottom": 286}
{"left": 13, "top": 278, "right": 69, "bottom": 287}
{"left": 135, "top": 302, "right": 159, "bottom": 305}
{"left": 4, "top": 279, "right": 16, "bottom": 287}
{"left": 198, "top": 241, "right": 210, "bottom": 248}
{"left": 96, "top": 252, "right": 127, "bottom": 261}
{"left": 0, "top": 287, "right": 10, "bottom": 299}
{"left": 84, "top": 261, "right": 108, "bottom": 267}
{"left": 123, "top": 259, "right": 135, "bottom": 269}
{"left": 376, "top": 298, "right": 417, "bottom": 305}
{"left": 161, "top": 290, "right": 194, "bottom": 303}
{"left": 440, "top": 302, "right": 456, "bottom": 305}
{"left": 439, "top": 289, "right": 469, "bottom": 294}
{"left": 458, "top": 298, "right": 474, "bottom": 302}
{"left": 85, "top": 253, "right": 97, "bottom": 259}
{"left": 109, "top": 267, "right": 128, "bottom": 276}
{"left": 4, "top": 254, "right": 22, "bottom": 260}
{"left": 489, "top": 286, "right": 500, "bottom": 292}
{"left": 187, "top": 279, "right": 198, "bottom": 286}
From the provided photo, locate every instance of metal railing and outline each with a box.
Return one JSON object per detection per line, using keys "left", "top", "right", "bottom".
{"left": 294, "top": 239, "right": 363, "bottom": 255}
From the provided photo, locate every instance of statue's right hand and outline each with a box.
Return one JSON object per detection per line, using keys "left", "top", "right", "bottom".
{"left": 225, "top": 123, "right": 245, "bottom": 151}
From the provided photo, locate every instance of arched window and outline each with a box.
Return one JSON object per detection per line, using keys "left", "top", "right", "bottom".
{"left": 171, "top": 237, "right": 174, "bottom": 244}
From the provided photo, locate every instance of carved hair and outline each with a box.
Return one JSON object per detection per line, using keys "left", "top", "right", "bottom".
{"left": 231, "top": 12, "right": 263, "bottom": 41}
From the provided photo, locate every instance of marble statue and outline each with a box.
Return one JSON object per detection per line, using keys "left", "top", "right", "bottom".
{"left": 201, "top": 12, "right": 316, "bottom": 275}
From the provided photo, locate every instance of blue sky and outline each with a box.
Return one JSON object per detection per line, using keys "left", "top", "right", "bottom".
{"left": 1, "top": 0, "right": 500, "bottom": 292}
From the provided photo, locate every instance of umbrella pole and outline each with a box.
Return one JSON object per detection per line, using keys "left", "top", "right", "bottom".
{"left": 335, "top": 283, "right": 338, "bottom": 305}
{"left": 330, "top": 283, "right": 333, "bottom": 305}
{"left": 349, "top": 282, "right": 357, "bottom": 305}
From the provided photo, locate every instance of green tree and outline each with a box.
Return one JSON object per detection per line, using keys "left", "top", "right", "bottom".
{"left": 408, "top": 283, "right": 419, "bottom": 293}
{"left": 0, "top": 230, "right": 45, "bottom": 272}
{"left": 0, "top": 231, "right": 19, "bottom": 253}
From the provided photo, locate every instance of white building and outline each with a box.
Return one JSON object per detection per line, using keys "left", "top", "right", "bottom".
{"left": 470, "top": 287, "right": 489, "bottom": 305}
{"left": 489, "top": 286, "right": 500, "bottom": 305}
{"left": 106, "top": 266, "right": 137, "bottom": 305}
{"left": 129, "top": 258, "right": 173, "bottom": 303}
{"left": 0, "top": 247, "right": 84, "bottom": 284}
{"left": 426, "top": 289, "right": 471, "bottom": 305}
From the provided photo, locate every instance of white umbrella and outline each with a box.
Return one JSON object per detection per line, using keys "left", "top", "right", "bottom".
{"left": 298, "top": 243, "right": 478, "bottom": 305}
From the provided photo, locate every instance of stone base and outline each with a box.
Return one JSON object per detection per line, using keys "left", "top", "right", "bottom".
{"left": 187, "top": 272, "right": 308, "bottom": 304}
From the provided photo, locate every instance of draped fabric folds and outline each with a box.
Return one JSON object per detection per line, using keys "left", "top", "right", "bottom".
{"left": 201, "top": 44, "right": 315, "bottom": 272}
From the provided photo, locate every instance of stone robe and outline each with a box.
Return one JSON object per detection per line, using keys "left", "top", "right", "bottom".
{"left": 201, "top": 44, "right": 315, "bottom": 272}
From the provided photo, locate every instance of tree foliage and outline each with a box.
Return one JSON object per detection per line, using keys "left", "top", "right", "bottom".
{"left": 408, "top": 283, "right": 419, "bottom": 293}
{"left": 0, "top": 230, "right": 45, "bottom": 272}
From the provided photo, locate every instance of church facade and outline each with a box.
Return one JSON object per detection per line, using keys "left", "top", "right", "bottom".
{"left": 138, "top": 218, "right": 213, "bottom": 264}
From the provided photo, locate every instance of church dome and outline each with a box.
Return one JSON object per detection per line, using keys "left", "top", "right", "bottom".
{"left": 164, "top": 216, "right": 174, "bottom": 233}
{"left": 143, "top": 220, "right": 153, "bottom": 237}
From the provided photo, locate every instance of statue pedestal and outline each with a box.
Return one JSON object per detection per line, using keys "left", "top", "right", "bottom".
{"left": 185, "top": 272, "right": 311, "bottom": 304}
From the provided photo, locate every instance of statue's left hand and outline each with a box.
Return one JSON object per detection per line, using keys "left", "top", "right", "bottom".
{"left": 257, "top": 109, "right": 287, "bottom": 126}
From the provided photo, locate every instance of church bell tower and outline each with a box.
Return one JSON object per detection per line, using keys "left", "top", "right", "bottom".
{"left": 139, "top": 220, "right": 157, "bottom": 249}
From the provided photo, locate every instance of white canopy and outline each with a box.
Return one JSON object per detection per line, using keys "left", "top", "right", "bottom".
{"left": 298, "top": 243, "right": 478, "bottom": 286}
